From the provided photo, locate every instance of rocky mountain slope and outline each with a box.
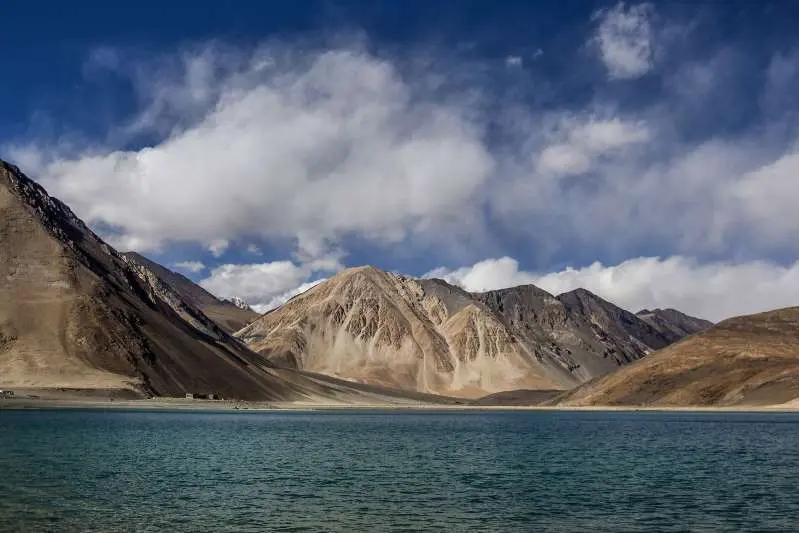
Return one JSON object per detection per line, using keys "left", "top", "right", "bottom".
{"left": 555, "top": 307, "right": 799, "bottom": 406}
{"left": 0, "top": 160, "right": 453, "bottom": 404}
{"left": 123, "top": 252, "right": 258, "bottom": 333}
{"left": 236, "top": 267, "right": 697, "bottom": 398}
{"left": 636, "top": 308, "right": 713, "bottom": 343}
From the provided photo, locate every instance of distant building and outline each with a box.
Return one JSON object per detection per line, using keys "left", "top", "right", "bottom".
{"left": 185, "top": 393, "right": 194, "bottom": 399}
{"left": 0, "top": 390, "right": 14, "bottom": 399}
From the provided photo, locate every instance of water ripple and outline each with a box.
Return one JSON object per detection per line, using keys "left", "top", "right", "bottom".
{"left": 1, "top": 409, "right": 798, "bottom": 532}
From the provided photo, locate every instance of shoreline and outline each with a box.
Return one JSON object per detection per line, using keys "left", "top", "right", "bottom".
{"left": 2, "top": 397, "right": 799, "bottom": 413}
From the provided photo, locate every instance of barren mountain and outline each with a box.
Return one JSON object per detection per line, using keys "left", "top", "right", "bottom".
{"left": 636, "top": 308, "right": 713, "bottom": 343}
{"left": 476, "top": 286, "right": 674, "bottom": 380}
{"left": 0, "top": 160, "right": 450, "bottom": 404}
{"left": 237, "top": 267, "right": 689, "bottom": 398}
{"left": 123, "top": 252, "right": 258, "bottom": 333}
{"left": 556, "top": 307, "right": 799, "bottom": 406}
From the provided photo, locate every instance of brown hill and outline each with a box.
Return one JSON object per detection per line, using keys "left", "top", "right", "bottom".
{"left": 122, "top": 252, "right": 258, "bottom": 333}
{"left": 556, "top": 307, "right": 799, "bottom": 406}
{"left": 236, "top": 267, "right": 690, "bottom": 398}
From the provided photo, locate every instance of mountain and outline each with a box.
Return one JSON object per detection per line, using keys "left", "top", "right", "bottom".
{"left": 476, "top": 286, "right": 674, "bottom": 380}
{"left": 636, "top": 308, "right": 713, "bottom": 342}
{"left": 0, "top": 160, "right": 455, "bottom": 404}
{"left": 122, "top": 252, "right": 258, "bottom": 333}
{"left": 556, "top": 307, "right": 799, "bottom": 406}
{"left": 236, "top": 267, "right": 689, "bottom": 398}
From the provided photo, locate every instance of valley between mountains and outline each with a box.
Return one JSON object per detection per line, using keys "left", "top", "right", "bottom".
{"left": 2, "top": 159, "right": 798, "bottom": 408}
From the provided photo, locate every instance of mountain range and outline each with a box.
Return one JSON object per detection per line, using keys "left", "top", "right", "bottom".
{"left": 4, "top": 158, "right": 797, "bottom": 407}
{"left": 235, "top": 266, "right": 707, "bottom": 397}
{"left": 0, "top": 160, "right": 465, "bottom": 404}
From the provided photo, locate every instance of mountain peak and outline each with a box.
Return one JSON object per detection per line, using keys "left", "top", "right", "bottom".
{"left": 635, "top": 307, "right": 713, "bottom": 342}
{"left": 1, "top": 161, "right": 343, "bottom": 400}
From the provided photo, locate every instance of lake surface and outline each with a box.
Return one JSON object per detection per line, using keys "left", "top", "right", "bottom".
{"left": 1, "top": 409, "right": 798, "bottom": 532}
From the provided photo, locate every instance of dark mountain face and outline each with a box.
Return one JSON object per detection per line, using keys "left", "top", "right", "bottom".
{"left": 636, "top": 308, "right": 713, "bottom": 342}
{"left": 476, "top": 285, "right": 675, "bottom": 381}
{"left": 556, "top": 288, "right": 673, "bottom": 359}
{"left": 122, "top": 252, "right": 258, "bottom": 333}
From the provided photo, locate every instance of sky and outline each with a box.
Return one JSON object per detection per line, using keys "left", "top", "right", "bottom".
{"left": 2, "top": 0, "right": 799, "bottom": 321}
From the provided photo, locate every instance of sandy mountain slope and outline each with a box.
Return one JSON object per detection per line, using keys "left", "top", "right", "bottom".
{"left": 0, "top": 160, "right": 456, "bottom": 404}
{"left": 636, "top": 308, "right": 713, "bottom": 343}
{"left": 236, "top": 267, "right": 686, "bottom": 398}
{"left": 123, "top": 252, "right": 258, "bottom": 333}
{"left": 555, "top": 307, "right": 799, "bottom": 406}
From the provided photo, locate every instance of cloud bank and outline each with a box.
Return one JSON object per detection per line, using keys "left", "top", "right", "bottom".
{"left": 4, "top": 2, "right": 799, "bottom": 321}
{"left": 427, "top": 256, "right": 799, "bottom": 322}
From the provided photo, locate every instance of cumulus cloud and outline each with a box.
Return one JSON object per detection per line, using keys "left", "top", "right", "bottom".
{"left": 252, "top": 279, "right": 327, "bottom": 314}
{"left": 427, "top": 256, "right": 799, "bottom": 322}
{"left": 13, "top": 46, "right": 491, "bottom": 258}
{"left": 198, "top": 260, "right": 331, "bottom": 313}
{"left": 173, "top": 261, "right": 206, "bottom": 273}
{"left": 536, "top": 116, "right": 650, "bottom": 176}
{"left": 731, "top": 150, "right": 799, "bottom": 247}
{"left": 425, "top": 257, "right": 537, "bottom": 292}
{"left": 592, "top": 2, "right": 655, "bottom": 79}
{"left": 5, "top": 21, "right": 799, "bottom": 289}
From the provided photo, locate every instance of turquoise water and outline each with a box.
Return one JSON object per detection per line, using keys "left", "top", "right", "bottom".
{"left": 1, "top": 409, "right": 798, "bottom": 532}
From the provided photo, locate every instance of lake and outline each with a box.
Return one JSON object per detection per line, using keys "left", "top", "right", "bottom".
{"left": 1, "top": 409, "right": 798, "bottom": 532}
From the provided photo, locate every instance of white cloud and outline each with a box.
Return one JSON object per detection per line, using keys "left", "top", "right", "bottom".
{"left": 173, "top": 261, "right": 206, "bottom": 273}
{"left": 6, "top": 35, "right": 799, "bottom": 276}
{"left": 428, "top": 256, "right": 799, "bottom": 322}
{"left": 251, "top": 279, "right": 327, "bottom": 314}
{"left": 732, "top": 149, "right": 799, "bottom": 246}
{"left": 18, "top": 46, "right": 491, "bottom": 256}
{"left": 425, "top": 257, "right": 536, "bottom": 291}
{"left": 536, "top": 116, "right": 650, "bottom": 176}
{"left": 505, "top": 56, "right": 523, "bottom": 67}
{"left": 199, "top": 261, "right": 311, "bottom": 311}
{"left": 592, "top": 2, "right": 655, "bottom": 79}
{"left": 246, "top": 244, "right": 261, "bottom": 255}
{"left": 198, "top": 254, "right": 340, "bottom": 312}
{"left": 537, "top": 144, "right": 593, "bottom": 176}
{"left": 208, "top": 239, "right": 229, "bottom": 258}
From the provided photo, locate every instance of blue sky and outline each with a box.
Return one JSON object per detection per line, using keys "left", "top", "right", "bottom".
{"left": 3, "top": 1, "right": 799, "bottom": 320}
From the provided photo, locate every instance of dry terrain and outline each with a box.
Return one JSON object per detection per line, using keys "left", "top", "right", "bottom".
{"left": 0, "top": 160, "right": 458, "bottom": 404}
{"left": 236, "top": 266, "right": 708, "bottom": 398}
{"left": 556, "top": 307, "right": 799, "bottom": 406}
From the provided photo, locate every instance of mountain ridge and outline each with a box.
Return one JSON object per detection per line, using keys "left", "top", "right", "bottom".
{"left": 0, "top": 160, "right": 461, "bottom": 404}
{"left": 235, "top": 265, "right": 708, "bottom": 398}
{"left": 122, "top": 252, "right": 258, "bottom": 333}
